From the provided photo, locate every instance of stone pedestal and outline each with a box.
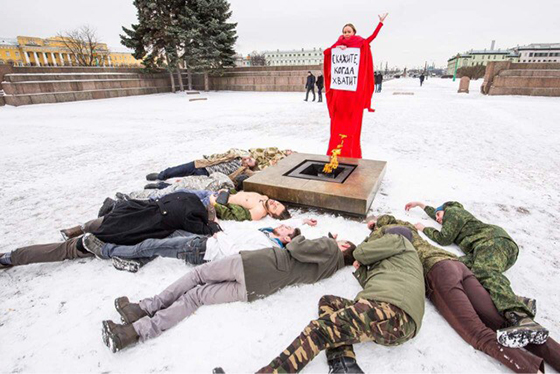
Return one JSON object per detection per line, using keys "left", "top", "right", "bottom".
{"left": 458, "top": 76, "right": 470, "bottom": 93}
{"left": 244, "top": 153, "right": 387, "bottom": 217}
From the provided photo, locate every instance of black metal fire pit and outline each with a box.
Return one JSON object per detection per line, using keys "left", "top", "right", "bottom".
{"left": 284, "top": 160, "right": 357, "bottom": 184}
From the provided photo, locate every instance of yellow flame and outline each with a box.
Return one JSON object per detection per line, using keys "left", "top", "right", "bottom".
{"left": 323, "top": 134, "right": 347, "bottom": 174}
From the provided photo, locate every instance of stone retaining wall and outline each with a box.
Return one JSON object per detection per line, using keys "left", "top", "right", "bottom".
{"left": 209, "top": 65, "right": 323, "bottom": 92}
{"left": 0, "top": 65, "right": 324, "bottom": 106}
{"left": 481, "top": 62, "right": 560, "bottom": 96}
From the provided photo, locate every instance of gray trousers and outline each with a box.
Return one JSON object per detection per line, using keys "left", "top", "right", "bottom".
{"left": 133, "top": 254, "right": 247, "bottom": 341}
{"left": 10, "top": 217, "right": 104, "bottom": 266}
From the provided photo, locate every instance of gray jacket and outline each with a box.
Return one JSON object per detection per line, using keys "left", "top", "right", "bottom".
{"left": 240, "top": 236, "right": 344, "bottom": 301}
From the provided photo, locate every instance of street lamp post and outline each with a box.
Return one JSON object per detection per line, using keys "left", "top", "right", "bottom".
{"left": 452, "top": 54, "right": 460, "bottom": 82}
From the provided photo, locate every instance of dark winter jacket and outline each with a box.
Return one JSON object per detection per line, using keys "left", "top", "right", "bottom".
{"left": 316, "top": 75, "right": 324, "bottom": 89}
{"left": 305, "top": 74, "right": 316, "bottom": 89}
{"left": 241, "top": 236, "right": 344, "bottom": 301}
{"left": 93, "top": 192, "right": 219, "bottom": 245}
{"left": 374, "top": 73, "right": 379, "bottom": 84}
{"left": 423, "top": 201, "right": 517, "bottom": 255}
{"left": 378, "top": 73, "right": 383, "bottom": 82}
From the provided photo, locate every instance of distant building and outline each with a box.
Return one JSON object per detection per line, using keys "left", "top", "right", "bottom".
{"left": 0, "top": 35, "right": 142, "bottom": 67}
{"left": 234, "top": 53, "right": 251, "bottom": 67}
{"left": 446, "top": 47, "right": 519, "bottom": 75}
{"left": 515, "top": 43, "right": 560, "bottom": 63}
{"left": 264, "top": 48, "right": 323, "bottom": 66}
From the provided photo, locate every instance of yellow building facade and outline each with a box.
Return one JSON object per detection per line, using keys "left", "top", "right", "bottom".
{"left": 0, "top": 36, "right": 142, "bottom": 67}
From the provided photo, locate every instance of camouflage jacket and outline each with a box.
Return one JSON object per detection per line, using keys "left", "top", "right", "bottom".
{"left": 249, "top": 147, "right": 291, "bottom": 170}
{"left": 215, "top": 202, "right": 252, "bottom": 221}
{"left": 353, "top": 233, "right": 425, "bottom": 334}
{"left": 374, "top": 215, "right": 458, "bottom": 274}
{"left": 423, "top": 201, "right": 517, "bottom": 255}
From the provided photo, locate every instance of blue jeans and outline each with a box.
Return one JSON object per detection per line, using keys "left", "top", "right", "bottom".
{"left": 102, "top": 230, "right": 209, "bottom": 265}
{"left": 158, "top": 161, "right": 209, "bottom": 180}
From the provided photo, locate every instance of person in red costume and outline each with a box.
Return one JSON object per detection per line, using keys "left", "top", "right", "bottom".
{"left": 324, "top": 13, "right": 388, "bottom": 159}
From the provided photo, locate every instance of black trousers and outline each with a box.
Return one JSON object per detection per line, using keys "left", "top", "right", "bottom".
{"left": 305, "top": 87, "right": 315, "bottom": 101}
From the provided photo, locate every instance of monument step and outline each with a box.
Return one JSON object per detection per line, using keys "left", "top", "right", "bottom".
{"left": 4, "top": 72, "right": 168, "bottom": 83}
{"left": 493, "top": 76, "right": 560, "bottom": 88}
{"left": 499, "top": 69, "right": 560, "bottom": 78}
{"left": 489, "top": 86, "right": 560, "bottom": 97}
{"left": 3, "top": 86, "right": 172, "bottom": 107}
{"left": 2, "top": 78, "right": 171, "bottom": 95}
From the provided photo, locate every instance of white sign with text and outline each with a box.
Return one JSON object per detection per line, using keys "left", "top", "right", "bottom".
{"left": 331, "top": 47, "right": 360, "bottom": 91}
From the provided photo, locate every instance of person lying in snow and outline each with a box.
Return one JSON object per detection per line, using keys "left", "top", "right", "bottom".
{"left": 146, "top": 147, "right": 293, "bottom": 183}
{"left": 101, "top": 235, "right": 356, "bottom": 353}
{"left": 114, "top": 189, "right": 291, "bottom": 223}
{"left": 81, "top": 218, "right": 318, "bottom": 273}
{"left": 133, "top": 172, "right": 235, "bottom": 200}
{"left": 369, "top": 215, "right": 560, "bottom": 373}
{"left": 405, "top": 200, "right": 549, "bottom": 348}
{"left": 257, "top": 226, "right": 425, "bottom": 373}
{"left": 0, "top": 192, "right": 219, "bottom": 269}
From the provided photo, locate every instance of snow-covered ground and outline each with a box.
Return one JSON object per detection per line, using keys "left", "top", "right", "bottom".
{"left": 1, "top": 78, "right": 559, "bottom": 373}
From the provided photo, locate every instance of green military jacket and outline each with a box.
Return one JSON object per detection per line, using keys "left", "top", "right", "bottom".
{"left": 353, "top": 233, "right": 425, "bottom": 334}
{"left": 214, "top": 203, "right": 252, "bottom": 221}
{"left": 422, "top": 201, "right": 517, "bottom": 255}
{"left": 373, "top": 215, "right": 458, "bottom": 274}
{"left": 241, "top": 236, "right": 344, "bottom": 302}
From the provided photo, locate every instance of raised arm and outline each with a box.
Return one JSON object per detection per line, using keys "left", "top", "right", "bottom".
{"left": 365, "top": 22, "right": 384, "bottom": 44}
{"left": 365, "top": 13, "right": 388, "bottom": 43}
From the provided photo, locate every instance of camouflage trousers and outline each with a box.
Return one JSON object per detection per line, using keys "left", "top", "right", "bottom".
{"left": 258, "top": 295, "right": 416, "bottom": 373}
{"left": 460, "top": 238, "right": 533, "bottom": 317}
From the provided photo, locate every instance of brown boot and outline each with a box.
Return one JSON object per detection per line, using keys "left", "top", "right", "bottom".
{"left": 497, "top": 311, "right": 549, "bottom": 348}
{"left": 115, "top": 296, "right": 148, "bottom": 324}
{"left": 60, "top": 225, "right": 84, "bottom": 240}
{"left": 102, "top": 320, "right": 139, "bottom": 353}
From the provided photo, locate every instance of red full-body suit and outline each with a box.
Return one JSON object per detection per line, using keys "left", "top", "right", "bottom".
{"left": 324, "top": 22, "right": 383, "bottom": 159}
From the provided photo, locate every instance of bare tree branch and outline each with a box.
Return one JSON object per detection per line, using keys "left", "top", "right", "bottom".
{"left": 57, "top": 25, "right": 109, "bottom": 66}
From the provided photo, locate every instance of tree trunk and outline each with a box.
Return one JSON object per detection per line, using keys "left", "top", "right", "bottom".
{"left": 204, "top": 72, "right": 209, "bottom": 91}
{"left": 177, "top": 68, "right": 184, "bottom": 91}
{"left": 187, "top": 68, "right": 193, "bottom": 91}
{"left": 165, "top": 54, "right": 176, "bottom": 93}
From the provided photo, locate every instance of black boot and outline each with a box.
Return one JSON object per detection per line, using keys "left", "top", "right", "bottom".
{"left": 144, "top": 183, "right": 161, "bottom": 189}
{"left": 146, "top": 172, "right": 160, "bottom": 181}
{"left": 497, "top": 311, "right": 549, "bottom": 348}
{"left": 328, "top": 357, "right": 365, "bottom": 373}
{"left": 115, "top": 296, "right": 148, "bottom": 324}
{"left": 102, "top": 320, "right": 139, "bottom": 353}
{"left": 60, "top": 225, "right": 84, "bottom": 240}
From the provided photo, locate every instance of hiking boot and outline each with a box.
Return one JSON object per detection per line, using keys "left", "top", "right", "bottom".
{"left": 497, "top": 311, "right": 549, "bottom": 348}
{"left": 213, "top": 368, "right": 226, "bottom": 374}
{"left": 328, "top": 357, "right": 365, "bottom": 374}
{"left": 60, "top": 225, "right": 83, "bottom": 240}
{"left": 115, "top": 296, "right": 148, "bottom": 324}
{"left": 146, "top": 173, "right": 160, "bottom": 181}
{"left": 82, "top": 233, "right": 106, "bottom": 259}
{"left": 112, "top": 257, "right": 142, "bottom": 273}
{"left": 144, "top": 183, "right": 160, "bottom": 190}
{"left": 102, "top": 320, "right": 139, "bottom": 353}
{"left": 517, "top": 295, "right": 537, "bottom": 317}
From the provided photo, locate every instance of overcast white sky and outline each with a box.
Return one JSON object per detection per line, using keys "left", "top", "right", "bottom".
{"left": 1, "top": 0, "right": 558, "bottom": 68}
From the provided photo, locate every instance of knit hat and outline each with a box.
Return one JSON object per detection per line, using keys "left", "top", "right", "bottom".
{"left": 435, "top": 205, "right": 445, "bottom": 212}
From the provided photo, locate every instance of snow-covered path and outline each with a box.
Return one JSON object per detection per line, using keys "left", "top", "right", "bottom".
{"left": 1, "top": 78, "right": 559, "bottom": 373}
